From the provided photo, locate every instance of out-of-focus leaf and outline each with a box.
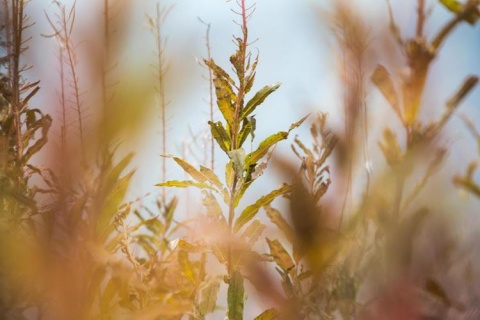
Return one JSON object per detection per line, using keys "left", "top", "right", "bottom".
{"left": 173, "top": 157, "right": 207, "bottom": 182}
{"left": 378, "top": 128, "right": 403, "bottom": 167}
{"left": 68, "top": 193, "right": 88, "bottom": 228}
{"left": 202, "top": 191, "right": 226, "bottom": 224}
{"left": 266, "top": 238, "right": 295, "bottom": 272}
{"left": 439, "top": 0, "right": 480, "bottom": 24}
{"left": 254, "top": 308, "right": 278, "bottom": 320}
{"left": 234, "top": 184, "right": 291, "bottom": 232}
{"left": 98, "top": 172, "right": 134, "bottom": 242}
{"left": 228, "top": 271, "right": 244, "bottom": 320}
{"left": 199, "top": 277, "right": 221, "bottom": 315}
{"left": 264, "top": 205, "right": 294, "bottom": 243}
{"left": 100, "top": 277, "right": 118, "bottom": 313}
{"left": 156, "top": 180, "right": 216, "bottom": 191}
{"left": 371, "top": 65, "right": 400, "bottom": 116}
{"left": 179, "top": 250, "right": 196, "bottom": 284}
{"left": 242, "top": 219, "right": 266, "bottom": 245}
{"left": 241, "top": 83, "right": 281, "bottom": 120}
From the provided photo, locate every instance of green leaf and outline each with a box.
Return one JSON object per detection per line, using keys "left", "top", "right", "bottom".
{"left": 173, "top": 157, "right": 207, "bottom": 182}
{"left": 264, "top": 206, "right": 294, "bottom": 244}
{"left": 234, "top": 184, "right": 291, "bottom": 232}
{"left": 238, "top": 118, "right": 254, "bottom": 147}
{"left": 241, "top": 219, "right": 266, "bottom": 245}
{"left": 241, "top": 83, "right": 281, "bottom": 121}
{"left": 204, "top": 60, "right": 237, "bottom": 127}
{"left": 228, "top": 271, "right": 244, "bottom": 320}
{"left": 200, "top": 165, "right": 224, "bottom": 189}
{"left": 254, "top": 308, "right": 278, "bottom": 320}
{"left": 266, "top": 238, "right": 295, "bottom": 272}
{"left": 199, "top": 278, "right": 221, "bottom": 315}
{"left": 246, "top": 116, "right": 307, "bottom": 166}
{"left": 156, "top": 180, "right": 216, "bottom": 191}
{"left": 204, "top": 58, "right": 236, "bottom": 87}
{"left": 208, "top": 121, "right": 231, "bottom": 153}
{"left": 246, "top": 131, "right": 287, "bottom": 166}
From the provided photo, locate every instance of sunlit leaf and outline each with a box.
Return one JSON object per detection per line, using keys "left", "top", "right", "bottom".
{"left": 241, "top": 83, "right": 281, "bottom": 121}
{"left": 254, "top": 308, "right": 278, "bottom": 320}
{"left": 234, "top": 184, "right": 291, "bottom": 232}
{"left": 246, "top": 116, "right": 307, "bottom": 166}
{"left": 156, "top": 180, "right": 216, "bottom": 191}
{"left": 172, "top": 157, "right": 208, "bottom": 182}
{"left": 200, "top": 165, "right": 223, "bottom": 189}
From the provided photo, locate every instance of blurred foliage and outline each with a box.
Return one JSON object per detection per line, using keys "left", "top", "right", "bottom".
{"left": 0, "top": 0, "right": 480, "bottom": 319}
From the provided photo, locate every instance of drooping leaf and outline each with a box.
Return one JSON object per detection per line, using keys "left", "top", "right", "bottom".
{"left": 204, "top": 60, "right": 237, "bottom": 127}
{"left": 234, "top": 184, "right": 291, "bottom": 232}
{"left": 266, "top": 238, "right": 295, "bottom": 272}
{"left": 199, "top": 278, "right": 221, "bottom": 315}
{"left": 200, "top": 165, "right": 223, "bottom": 189}
{"left": 241, "top": 82, "right": 281, "bottom": 120}
{"left": 264, "top": 205, "right": 294, "bottom": 244}
{"left": 173, "top": 157, "right": 207, "bottom": 182}
{"left": 228, "top": 271, "right": 244, "bottom": 320}
{"left": 241, "top": 219, "right": 266, "bottom": 245}
{"left": 208, "top": 121, "right": 231, "bottom": 153}
{"left": 254, "top": 308, "right": 278, "bottom": 320}
{"left": 156, "top": 180, "right": 216, "bottom": 191}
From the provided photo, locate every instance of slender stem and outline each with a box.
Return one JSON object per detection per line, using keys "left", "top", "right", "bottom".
{"left": 204, "top": 22, "right": 215, "bottom": 170}
{"left": 416, "top": 0, "right": 425, "bottom": 37}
